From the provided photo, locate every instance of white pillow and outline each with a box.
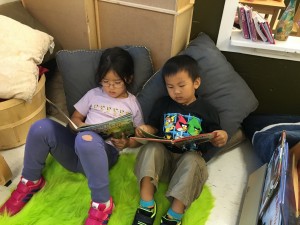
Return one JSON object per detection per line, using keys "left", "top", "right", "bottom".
{"left": 0, "top": 15, "right": 54, "bottom": 101}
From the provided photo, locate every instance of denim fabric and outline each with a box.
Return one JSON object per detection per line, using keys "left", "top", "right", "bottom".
{"left": 252, "top": 123, "right": 300, "bottom": 163}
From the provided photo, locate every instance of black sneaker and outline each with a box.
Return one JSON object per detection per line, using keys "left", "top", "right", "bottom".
{"left": 132, "top": 203, "right": 156, "bottom": 225}
{"left": 160, "top": 215, "right": 182, "bottom": 225}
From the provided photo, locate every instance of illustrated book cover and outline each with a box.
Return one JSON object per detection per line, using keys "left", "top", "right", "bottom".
{"left": 280, "top": 142, "right": 300, "bottom": 225}
{"left": 261, "top": 189, "right": 282, "bottom": 225}
{"left": 130, "top": 112, "right": 216, "bottom": 148}
{"left": 46, "top": 98, "right": 134, "bottom": 139}
{"left": 259, "top": 131, "right": 287, "bottom": 218}
{"left": 131, "top": 128, "right": 215, "bottom": 147}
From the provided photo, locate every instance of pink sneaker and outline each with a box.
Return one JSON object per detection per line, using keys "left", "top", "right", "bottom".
{"left": 85, "top": 197, "right": 115, "bottom": 225}
{"left": 0, "top": 176, "right": 46, "bottom": 216}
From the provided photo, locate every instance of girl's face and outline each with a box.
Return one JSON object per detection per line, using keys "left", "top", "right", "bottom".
{"left": 165, "top": 70, "right": 200, "bottom": 105}
{"left": 100, "top": 70, "right": 128, "bottom": 99}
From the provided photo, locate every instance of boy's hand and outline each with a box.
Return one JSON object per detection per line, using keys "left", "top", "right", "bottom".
{"left": 211, "top": 130, "right": 228, "bottom": 148}
{"left": 111, "top": 133, "right": 129, "bottom": 150}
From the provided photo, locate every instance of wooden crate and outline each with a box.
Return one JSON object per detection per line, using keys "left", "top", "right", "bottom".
{"left": 95, "top": 0, "right": 194, "bottom": 71}
{"left": 0, "top": 75, "right": 46, "bottom": 150}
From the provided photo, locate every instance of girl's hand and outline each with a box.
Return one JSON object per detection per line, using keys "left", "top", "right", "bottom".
{"left": 211, "top": 130, "right": 228, "bottom": 148}
{"left": 111, "top": 133, "right": 129, "bottom": 151}
{"left": 135, "top": 125, "right": 157, "bottom": 137}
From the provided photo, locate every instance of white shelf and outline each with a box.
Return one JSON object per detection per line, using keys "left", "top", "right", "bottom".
{"left": 231, "top": 30, "right": 300, "bottom": 54}
{"left": 216, "top": 0, "right": 300, "bottom": 62}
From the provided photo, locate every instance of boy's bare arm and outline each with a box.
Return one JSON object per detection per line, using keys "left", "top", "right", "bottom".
{"left": 210, "top": 130, "right": 228, "bottom": 148}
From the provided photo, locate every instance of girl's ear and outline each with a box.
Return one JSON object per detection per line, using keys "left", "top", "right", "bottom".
{"left": 194, "top": 77, "right": 201, "bottom": 89}
{"left": 125, "top": 75, "right": 134, "bottom": 84}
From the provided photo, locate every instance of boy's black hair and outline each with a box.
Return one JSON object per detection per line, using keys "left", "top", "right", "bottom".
{"left": 162, "top": 55, "right": 199, "bottom": 81}
{"left": 97, "top": 47, "right": 134, "bottom": 87}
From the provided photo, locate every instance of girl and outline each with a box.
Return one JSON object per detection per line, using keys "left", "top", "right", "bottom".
{"left": 0, "top": 47, "right": 144, "bottom": 225}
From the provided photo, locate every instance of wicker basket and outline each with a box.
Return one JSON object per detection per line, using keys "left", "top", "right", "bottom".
{"left": 0, "top": 75, "right": 46, "bottom": 150}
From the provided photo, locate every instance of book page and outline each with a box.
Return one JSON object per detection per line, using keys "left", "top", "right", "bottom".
{"left": 46, "top": 98, "right": 78, "bottom": 130}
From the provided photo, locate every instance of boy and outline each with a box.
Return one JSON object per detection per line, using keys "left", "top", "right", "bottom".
{"left": 132, "top": 55, "right": 228, "bottom": 225}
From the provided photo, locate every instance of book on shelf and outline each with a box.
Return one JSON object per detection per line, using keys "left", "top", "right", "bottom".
{"left": 46, "top": 98, "right": 135, "bottom": 139}
{"left": 252, "top": 11, "right": 268, "bottom": 42}
{"left": 255, "top": 12, "right": 275, "bottom": 44}
{"left": 244, "top": 5, "right": 258, "bottom": 42}
{"left": 237, "top": 3, "right": 250, "bottom": 39}
{"left": 236, "top": 3, "right": 275, "bottom": 44}
{"left": 131, "top": 128, "right": 216, "bottom": 147}
{"left": 263, "top": 21, "right": 275, "bottom": 44}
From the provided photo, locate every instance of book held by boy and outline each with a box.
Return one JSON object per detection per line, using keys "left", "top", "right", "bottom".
{"left": 46, "top": 98, "right": 134, "bottom": 139}
{"left": 131, "top": 128, "right": 215, "bottom": 147}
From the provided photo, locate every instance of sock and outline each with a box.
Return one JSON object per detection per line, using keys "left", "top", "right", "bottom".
{"left": 92, "top": 199, "right": 110, "bottom": 210}
{"left": 21, "top": 177, "right": 39, "bottom": 185}
{"left": 167, "top": 208, "right": 183, "bottom": 221}
{"left": 140, "top": 199, "right": 155, "bottom": 209}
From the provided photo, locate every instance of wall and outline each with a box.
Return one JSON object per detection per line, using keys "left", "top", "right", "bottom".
{"left": 0, "top": 0, "right": 17, "bottom": 5}
{"left": 191, "top": 0, "right": 300, "bottom": 115}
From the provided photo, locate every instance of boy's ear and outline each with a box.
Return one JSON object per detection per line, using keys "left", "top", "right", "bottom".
{"left": 194, "top": 77, "right": 201, "bottom": 89}
{"left": 125, "top": 75, "right": 134, "bottom": 84}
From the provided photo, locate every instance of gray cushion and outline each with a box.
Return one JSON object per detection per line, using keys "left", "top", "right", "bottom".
{"left": 56, "top": 46, "right": 153, "bottom": 115}
{"left": 137, "top": 32, "right": 259, "bottom": 137}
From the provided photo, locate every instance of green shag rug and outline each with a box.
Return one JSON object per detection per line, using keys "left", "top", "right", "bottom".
{"left": 0, "top": 153, "right": 214, "bottom": 225}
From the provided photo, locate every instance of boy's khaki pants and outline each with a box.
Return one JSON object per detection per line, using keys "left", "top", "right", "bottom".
{"left": 134, "top": 142, "right": 208, "bottom": 208}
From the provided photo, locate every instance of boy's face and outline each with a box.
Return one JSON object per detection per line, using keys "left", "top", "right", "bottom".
{"left": 164, "top": 70, "right": 200, "bottom": 105}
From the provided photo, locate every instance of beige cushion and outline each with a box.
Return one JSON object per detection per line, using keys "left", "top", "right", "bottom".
{"left": 0, "top": 1, "right": 62, "bottom": 63}
{"left": 0, "top": 15, "right": 54, "bottom": 101}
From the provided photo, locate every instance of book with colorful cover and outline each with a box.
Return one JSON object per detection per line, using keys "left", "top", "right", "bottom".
{"left": 131, "top": 112, "right": 216, "bottom": 148}
{"left": 278, "top": 133, "right": 292, "bottom": 225}
{"left": 280, "top": 142, "right": 300, "bottom": 225}
{"left": 46, "top": 98, "right": 134, "bottom": 139}
{"left": 261, "top": 189, "right": 282, "bottom": 225}
{"left": 259, "top": 131, "right": 287, "bottom": 218}
{"left": 131, "top": 128, "right": 215, "bottom": 147}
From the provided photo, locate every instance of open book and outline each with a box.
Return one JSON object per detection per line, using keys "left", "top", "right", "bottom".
{"left": 46, "top": 98, "right": 134, "bottom": 139}
{"left": 131, "top": 128, "right": 216, "bottom": 147}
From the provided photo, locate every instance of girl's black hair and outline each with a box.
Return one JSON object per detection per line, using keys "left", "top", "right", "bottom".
{"left": 97, "top": 47, "right": 134, "bottom": 87}
{"left": 162, "top": 55, "right": 199, "bottom": 81}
